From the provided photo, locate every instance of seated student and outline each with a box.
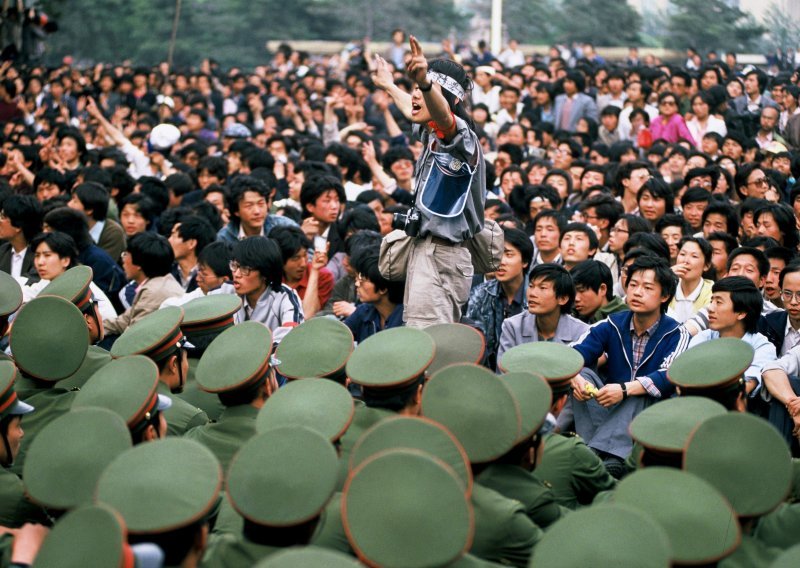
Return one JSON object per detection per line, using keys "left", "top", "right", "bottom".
{"left": 559, "top": 222, "right": 598, "bottom": 270}
{"left": 679, "top": 186, "right": 712, "bottom": 233}
{"left": 763, "top": 246, "right": 796, "bottom": 308}
{"left": 67, "top": 182, "right": 126, "bottom": 261}
{"left": 299, "top": 174, "right": 347, "bottom": 253}
{"left": 570, "top": 260, "right": 628, "bottom": 323}
{"left": 0, "top": 194, "right": 42, "bottom": 280}
{"left": 317, "top": 230, "right": 382, "bottom": 320}
{"left": 706, "top": 231, "right": 738, "bottom": 278}
{"left": 571, "top": 256, "right": 690, "bottom": 474}
{"left": 655, "top": 214, "right": 691, "bottom": 265}
{"left": 269, "top": 225, "right": 334, "bottom": 319}
{"left": 167, "top": 215, "right": 217, "bottom": 293}
{"left": 667, "top": 237, "right": 714, "bottom": 324}
{"left": 217, "top": 175, "right": 296, "bottom": 242}
{"left": 498, "top": 264, "right": 589, "bottom": 361}
{"left": 685, "top": 246, "right": 781, "bottom": 335}
{"left": 689, "top": 276, "right": 775, "bottom": 400}
{"left": 701, "top": 199, "right": 740, "bottom": 239}
{"left": 43, "top": 207, "right": 126, "bottom": 304}
{"left": 104, "top": 232, "right": 183, "bottom": 336}
{"left": 636, "top": 177, "right": 674, "bottom": 229}
{"left": 343, "top": 247, "right": 405, "bottom": 343}
{"left": 119, "top": 193, "right": 159, "bottom": 237}
{"left": 466, "top": 227, "right": 533, "bottom": 370}
{"left": 531, "top": 210, "right": 565, "bottom": 268}
{"left": 229, "top": 236, "right": 303, "bottom": 336}
{"left": 33, "top": 167, "right": 67, "bottom": 203}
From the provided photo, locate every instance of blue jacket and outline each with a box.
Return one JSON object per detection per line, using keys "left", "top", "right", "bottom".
{"left": 571, "top": 310, "right": 690, "bottom": 398}
{"left": 344, "top": 303, "right": 404, "bottom": 344}
{"left": 216, "top": 215, "right": 297, "bottom": 242}
{"left": 78, "top": 244, "right": 125, "bottom": 298}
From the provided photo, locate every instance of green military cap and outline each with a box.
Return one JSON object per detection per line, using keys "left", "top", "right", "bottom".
{"left": 667, "top": 337, "right": 753, "bottom": 393}
{"left": 500, "top": 371, "right": 552, "bottom": 440}
{"left": 255, "top": 379, "right": 354, "bottom": 442}
{"left": 684, "top": 412, "right": 793, "bottom": 518}
{"left": 96, "top": 438, "right": 222, "bottom": 534}
{"left": 10, "top": 296, "right": 89, "bottom": 381}
{"left": 423, "top": 323, "right": 486, "bottom": 375}
{"left": 498, "top": 342, "right": 584, "bottom": 395}
{"left": 531, "top": 504, "right": 672, "bottom": 568}
{"left": 110, "top": 306, "right": 187, "bottom": 362}
{"left": 180, "top": 294, "right": 241, "bottom": 339}
{"left": 39, "top": 265, "right": 94, "bottom": 311}
{"left": 421, "top": 363, "right": 520, "bottom": 464}
{"left": 226, "top": 426, "right": 338, "bottom": 527}
{"left": 196, "top": 321, "right": 273, "bottom": 393}
{"left": 32, "top": 505, "right": 138, "bottom": 568}
{"left": 275, "top": 317, "right": 354, "bottom": 380}
{"left": 344, "top": 449, "right": 472, "bottom": 567}
{"left": 73, "top": 356, "right": 172, "bottom": 431}
{"left": 349, "top": 415, "right": 472, "bottom": 493}
{"left": 0, "top": 360, "right": 34, "bottom": 419}
{"left": 613, "top": 467, "right": 741, "bottom": 564}
{"left": 0, "top": 270, "right": 22, "bottom": 317}
{"left": 255, "top": 546, "right": 360, "bottom": 567}
{"left": 346, "top": 327, "right": 435, "bottom": 388}
{"left": 772, "top": 544, "right": 800, "bottom": 568}
{"left": 629, "top": 397, "right": 727, "bottom": 456}
{"left": 24, "top": 407, "right": 132, "bottom": 511}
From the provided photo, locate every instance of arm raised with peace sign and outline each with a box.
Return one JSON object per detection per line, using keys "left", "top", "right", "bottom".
{"left": 407, "top": 35, "right": 456, "bottom": 141}
{"left": 371, "top": 53, "right": 413, "bottom": 120}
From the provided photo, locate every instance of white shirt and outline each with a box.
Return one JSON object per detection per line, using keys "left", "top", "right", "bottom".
{"left": 237, "top": 224, "right": 265, "bottom": 240}
{"left": 10, "top": 246, "right": 26, "bottom": 279}
{"left": 782, "top": 317, "right": 800, "bottom": 356}
{"left": 498, "top": 48, "right": 525, "bottom": 68}
{"left": 472, "top": 86, "right": 501, "bottom": 114}
{"left": 618, "top": 104, "right": 659, "bottom": 141}
{"left": 89, "top": 220, "right": 105, "bottom": 244}
{"left": 667, "top": 279, "right": 706, "bottom": 324}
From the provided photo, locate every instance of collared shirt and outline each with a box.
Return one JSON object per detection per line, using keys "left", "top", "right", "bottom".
{"left": 667, "top": 279, "right": 710, "bottom": 324}
{"left": 783, "top": 317, "right": 800, "bottom": 356}
{"left": 747, "top": 95, "right": 763, "bottom": 114}
{"left": 10, "top": 246, "right": 26, "bottom": 279}
{"left": 89, "top": 220, "right": 105, "bottom": 244}
{"left": 237, "top": 223, "right": 265, "bottom": 240}
{"left": 631, "top": 317, "right": 661, "bottom": 396}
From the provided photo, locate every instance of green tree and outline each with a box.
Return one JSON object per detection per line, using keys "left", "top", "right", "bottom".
{"left": 554, "top": 0, "right": 641, "bottom": 46}
{"left": 666, "top": 0, "right": 765, "bottom": 54}
{"left": 502, "top": 0, "right": 560, "bottom": 45}
{"left": 762, "top": 4, "right": 800, "bottom": 55}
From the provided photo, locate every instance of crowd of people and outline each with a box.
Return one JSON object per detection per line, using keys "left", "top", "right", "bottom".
{"left": 0, "top": 30, "right": 799, "bottom": 566}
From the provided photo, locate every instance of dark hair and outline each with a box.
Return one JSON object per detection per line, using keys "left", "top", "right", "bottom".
{"left": 532, "top": 209, "right": 566, "bottom": 233}
{"left": 299, "top": 175, "right": 345, "bottom": 219}
{"left": 350, "top": 247, "right": 405, "bottom": 305}
{"left": 120, "top": 193, "right": 159, "bottom": 229}
{"left": 231, "top": 237, "right": 284, "bottom": 291}
{"left": 543, "top": 169, "right": 573, "bottom": 196}
{"left": 33, "top": 167, "right": 67, "bottom": 195}
{"left": 197, "top": 156, "right": 228, "bottom": 181}
{"left": 734, "top": 163, "right": 764, "bottom": 200}
{"left": 765, "top": 246, "right": 796, "bottom": 271}
{"left": 176, "top": 215, "right": 216, "bottom": 257}
{"left": 623, "top": 232, "right": 671, "bottom": 263}
{"left": 269, "top": 225, "right": 311, "bottom": 264}
{"left": 753, "top": 203, "right": 799, "bottom": 251}
{"left": 29, "top": 231, "right": 79, "bottom": 266}
{"left": 560, "top": 222, "right": 599, "bottom": 251}
{"left": 338, "top": 204, "right": 380, "bottom": 237}
{"left": 706, "top": 231, "right": 739, "bottom": 256}
{"left": 529, "top": 263, "right": 576, "bottom": 313}
{"left": 655, "top": 213, "right": 691, "bottom": 236}
{"left": 198, "top": 241, "right": 234, "bottom": 279}
{"left": 779, "top": 261, "right": 800, "bottom": 288}
{"left": 702, "top": 201, "right": 739, "bottom": 237}
{"left": 578, "top": 194, "right": 623, "bottom": 227}
{"left": 564, "top": 70, "right": 586, "bottom": 93}
{"left": 227, "top": 176, "right": 271, "bottom": 218}
{"left": 618, "top": 213, "right": 651, "bottom": 239}
{"left": 615, "top": 161, "right": 651, "bottom": 195}
{"left": 680, "top": 187, "right": 712, "bottom": 208}
{"left": 1, "top": 194, "right": 43, "bottom": 242}
{"left": 637, "top": 178, "right": 675, "bottom": 214}
{"left": 55, "top": 126, "right": 87, "bottom": 159}
{"left": 677, "top": 236, "right": 712, "bottom": 266}
{"left": 624, "top": 255, "right": 677, "bottom": 313}
{"left": 428, "top": 58, "right": 474, "bottom": 129}
{"left": 503, "top": 227, "right": 534, "bottom": 269}
{"left": 127, "top": 232, "right": 174, "bottom": 278}
{"left": 73, "top": 182, "right": 110, "bottom": 221}
{"left": 711, "top": 276, "right": 762, "bottom": 333}
{"left": 726, "top": 246, "right": 770, "bottom": 278}
{"left": 381, "top": 147, "right": 415, "bottom": 171}
{"left": 570, "top": 260, "right": 613, "bottom": 301}
{"left": 110, "top": 167, "right": 136, "bottom": 202}
{"left": 42, "top": 207, "right": 92, "bottom": 250}
{"left": 165, "top": 173, "right": 196, "bottom": 198}
{"left": 684, "top": 167, "right": 719, "bottom": 189}
{"left": 137, "top": 177, "right": 170, "bottom": 212}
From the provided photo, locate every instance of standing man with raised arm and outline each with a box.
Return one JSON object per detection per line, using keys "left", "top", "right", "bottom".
{"left": 374, "top": 36, "right": 487, "bottom": 327}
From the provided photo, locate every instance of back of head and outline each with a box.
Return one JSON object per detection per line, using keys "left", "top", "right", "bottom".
{"left": 127, "top": 232, "right": 175, "bottom": 278}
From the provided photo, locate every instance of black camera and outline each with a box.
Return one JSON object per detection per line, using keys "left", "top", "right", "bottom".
{"left": 392, "top": 207, "right": 422, "bottom": 238}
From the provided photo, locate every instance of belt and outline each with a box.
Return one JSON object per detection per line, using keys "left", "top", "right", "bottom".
{"left": 425, "top": 235, "right": 461, "bottom": 246}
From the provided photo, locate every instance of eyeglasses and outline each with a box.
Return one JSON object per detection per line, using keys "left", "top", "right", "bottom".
{"left": 610, "top": 226, "right": 629, "bottom": 234}
{"left": 660, "top": 100, "right": 677, "bottom": 106}
{"left": 781, "top": 290, "right": 800, "bottom": 303}
{"left": 748, "top": 177, "right": 769, "bottom": 188}
{"left": 229, "top": 261, "right": 253, "bottom": 276}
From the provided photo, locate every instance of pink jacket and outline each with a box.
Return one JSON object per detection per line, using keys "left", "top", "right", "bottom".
{"left": 651, "top": 114, "right": 696, "bottom": 146}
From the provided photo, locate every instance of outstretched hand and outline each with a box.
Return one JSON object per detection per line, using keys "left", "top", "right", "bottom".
{"left": 406, "top": 35, "right": 429, "bottom": 87}
{"left": 371, "top": 54, "right": 394, "bottom": 91}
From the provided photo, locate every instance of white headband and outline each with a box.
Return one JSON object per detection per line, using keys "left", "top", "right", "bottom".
{"left": 426, "top": 71, "right": 465, "bottom": 101}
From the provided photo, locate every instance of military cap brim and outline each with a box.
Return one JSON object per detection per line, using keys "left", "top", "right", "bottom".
{"left": 423, "top": 323, "right": 486, "bottom": 375}
{"left": 39, "top": 265, "right": 94, "bottom": 310}
{"left": 0, "top": 270, "right": 22, "bottom": 316}
{"left": 498, "top": 342, "right": 583, "bottom": 395}
{"left": 254, "top": 546, "right": 361, "bottom": 567}
{"left": 346, "top": 327, "right": 435, "bottom": 388}
{"left": 500, "top": 371, "right": 552, "bottom": 440}
{"left": 180, "top": 294, "right": 241, "bottom": 334}
{"left": 196, "top": 321, "right": 273, "bottom": 393}
{"left": 275, "top": 317, "right": 354, "bottom": 379}
{"left": 110, "top": 307, "right": 185, "bottom": 361}
{"left": 629, "top": 396, "right": 726, "bottom": 454}
{"left": 667, "top": 338, "right": 753, "bottom": 390}
{"left": 0, "top": 360, "right": 33, "bottom": 418}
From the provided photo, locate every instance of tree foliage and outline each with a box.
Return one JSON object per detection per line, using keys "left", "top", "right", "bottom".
{"left": 665, "top": 0, "right": 765, "bottom": 54}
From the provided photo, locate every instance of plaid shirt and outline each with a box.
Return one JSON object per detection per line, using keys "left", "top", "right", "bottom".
{"left": 630, "top": 317, "right": 661, "bottom": 396}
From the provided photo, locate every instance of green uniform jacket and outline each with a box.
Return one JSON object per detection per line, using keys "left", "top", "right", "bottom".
{"left": 592, "top": 296, "right": 629, "bottom": 323}
{"left": 158, "top": 382, "right": 209, "bottom": 436}
{"left": 470, "top": 483, "right": 541, "bottom": 567}
{"left": 0, "top": 467, "right": 47, "bottom": 528}
{"left": 718, "top": 534, "right": 783, "bottom": 568}
{"left": 754, "top": 503, "right": 800, "bottom": 550}
{"left": 335, "top": 403, "right": 395, "bottom": 489}
{"left": 58, "top": 345, "right": 112, "bottom": 390}
{"left": 201, "top": 534, "right": 280, "bottom": 568}
{"left": 10, "top": 382, "right": 77, "bottom": 476}
{"left": 535, "top": 433, "right": 616, "bottom": 509}
{"left": 0, "top": 533, "right": 12, "bottom": 568}
{"left": 184, "top": 405, "right": 258, "bottom": 474}
{"left": 175, "top": 358, "right": 225, "bottom": 422}
{"left": 477, "top": 464, "right": 567, "bottom": 528}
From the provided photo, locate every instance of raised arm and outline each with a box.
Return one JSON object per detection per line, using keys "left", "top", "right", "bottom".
{"left": 371, "top": 54, "right": 412, "bottom": 120}
{"left": 406, "top": 35, "right": 456, "bottom": 142}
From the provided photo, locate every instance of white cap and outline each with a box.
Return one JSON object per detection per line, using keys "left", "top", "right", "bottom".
{"left": 149, "top": 124, "right": 181, "bottom": 151}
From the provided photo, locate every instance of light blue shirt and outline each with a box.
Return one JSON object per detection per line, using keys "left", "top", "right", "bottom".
{"left": 689, "top": 330, "right": 776, "bottom": 397}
